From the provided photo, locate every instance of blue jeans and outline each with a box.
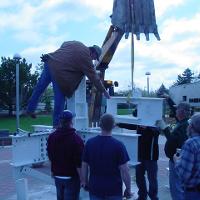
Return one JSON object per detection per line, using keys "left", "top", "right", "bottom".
{"left": 169, "top": 160, "right": 184, "bottom": 200}
{"left": 54, "top": 177, "right": 80, "bottom": 200}
{"left": 136, "top": 160, "right": 158, "bottom": 200}
{"left": 27, "top": 63, "right": 65, "bottom": 127}
{"left": 89, "top": 193, "right": 122, "bottom": 200}
{"left": 184, "top": 191, "right": 200, "bottom": 199}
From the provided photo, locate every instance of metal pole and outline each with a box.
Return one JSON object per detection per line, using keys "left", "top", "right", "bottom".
{"left": 131, "top": 32, "right": 134, "bottom": 93}
{"left": 145, "top": 72, "right": 151, "bottom": 96}
{"left": 147, "top": 76, "right": 149, "bottom": 95}
{"left": 130, "top": 0, "right": 134, "bottom": 94}
{"left": 16, "top": 62, "right": 20, "bottom": 133}
{"left": 14, "top": 53, "right": 21, "bottom": 134}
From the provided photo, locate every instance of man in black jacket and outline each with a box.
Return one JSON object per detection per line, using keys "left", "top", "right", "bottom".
{"left": 157, "top": 102, "right": 190, "bottom": 200}
{"left": 117, "top": 123, "right": 160, "bottom": 200}
{"left": 136, "top": 126, "right": 159, "bottom": 200}
{"left": 47, "top": 110, "right": 84, "bottom": 200}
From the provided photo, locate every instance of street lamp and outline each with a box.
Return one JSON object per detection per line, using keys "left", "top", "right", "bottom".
{"left": 13, "top": 53, "right": 22, "bottom": 134}
{"left": 145, "top": 72, "right": 151, "bottom": 96}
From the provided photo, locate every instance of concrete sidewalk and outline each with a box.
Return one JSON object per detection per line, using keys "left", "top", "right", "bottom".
{"left": 0, "top": 136, "right": 171, "bottom": 200}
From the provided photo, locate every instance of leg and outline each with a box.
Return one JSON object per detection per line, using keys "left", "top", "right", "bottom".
{"left": 51, "top": 79, "right": 65, "bottom": 127}
{"left": 27, "top": 63, "right": 51, "bottom": 114}
{"left": 63, "top": 177, "right": 80, "bottom": 200}
{"left": 55, "top": 177, "right": 64, "bottom": 200}
{"left": 145, "top": 161, "right": 158, "bottom": 200}
{"left": 136, "top": 161, "right": 147, "bottom": 200}
{"left": 169, "top": 160, "right": 184, "bottom": 200}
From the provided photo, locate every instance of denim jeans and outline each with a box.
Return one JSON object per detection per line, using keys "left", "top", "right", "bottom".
{"left": 136, "top": 160, "right": 158, "bottom": 200}
{"left": 89, "top": 193, "right": 122, "bottom": 200}
{"left": 27, "top": 63, "right": 65, "bottom": 127}
{"left": 169, "top": 160, "right": 184, "bottom": 200}
{"left": 54, "top": 177, "right": 80, "bottom": 200}
{"left": 184, "top": 191, "right": 200, "bottom": 199}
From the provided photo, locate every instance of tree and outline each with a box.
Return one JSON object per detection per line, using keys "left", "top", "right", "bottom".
{"left": 41, "top": 87, "right": 53, "bottom": 113}
{"left": 156, "top": 84, "right": 168, "bottom": 97}
{"left": 0, "top": 57, "right": 40, "bottom": 116}
{"left": 174, "top": 68, "right": 194, "bottom": 85}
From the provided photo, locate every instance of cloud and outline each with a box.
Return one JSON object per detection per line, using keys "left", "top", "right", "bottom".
{"left": 155, "top": 0, "right": 186, "bottom": 17}
{"left": 1, "top": 0, "right": 200, "bottom": 91}
{"left": 76, "top": 0, "right": 112, "bottom": 18}
{"left": 162, "top": 13, "right": 200, "bottom": 40}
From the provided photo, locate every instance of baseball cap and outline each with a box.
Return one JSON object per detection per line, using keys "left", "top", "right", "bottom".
{"left": 89, "top": 45, "right": 102, "bottom": 61}
{"left": 59, "top": 110, "right": 75, "bottom": 121}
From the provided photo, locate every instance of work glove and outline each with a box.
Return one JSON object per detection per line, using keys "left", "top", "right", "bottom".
{"left": 155, "top": 120, "right": 168, "bottom": 130}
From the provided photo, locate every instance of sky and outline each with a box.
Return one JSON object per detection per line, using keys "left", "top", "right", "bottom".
{"left": 0, "top": 0, "right": 200, "bottom": 92}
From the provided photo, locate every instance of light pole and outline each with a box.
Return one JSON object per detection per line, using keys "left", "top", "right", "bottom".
{"left": 13, "top": 53, "right": 22, "bottom": 134}
{"left": 145, "top": 72, "right": 151, "bottom": 96}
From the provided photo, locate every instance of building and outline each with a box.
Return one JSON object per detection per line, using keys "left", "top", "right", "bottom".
{"left": 169, "top": 81, "right": 200, "bottom": 111}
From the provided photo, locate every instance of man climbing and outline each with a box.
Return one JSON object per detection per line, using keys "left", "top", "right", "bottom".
{"left": 27, "top": 41, "right": 110, "bottom": 127}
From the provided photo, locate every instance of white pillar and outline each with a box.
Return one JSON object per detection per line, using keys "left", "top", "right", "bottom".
{"left": 16, "top": 178, "right": 28, "bottom": 200}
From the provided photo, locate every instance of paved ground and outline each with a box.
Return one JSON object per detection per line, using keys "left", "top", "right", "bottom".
{"left": 0, "top": 136, "right": 171, "bottom": 200}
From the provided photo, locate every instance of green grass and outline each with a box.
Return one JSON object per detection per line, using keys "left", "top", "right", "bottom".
{"left": 0, "top": 115, "right": 52, "bottom": 133}
{"left": 117, "top": 109, "right": 134, "bottom": 115}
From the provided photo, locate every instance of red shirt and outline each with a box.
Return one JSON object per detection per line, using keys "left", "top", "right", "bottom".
{"left": 47, "top": 127, "right": 84, "bottom": 177}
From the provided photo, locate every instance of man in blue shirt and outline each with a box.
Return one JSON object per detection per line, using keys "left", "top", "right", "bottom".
{"left": 81, "top": 113, "right": 132, "bottom": 200}
{"left": 174, "top": 113, "right": 200, "bottom": 199}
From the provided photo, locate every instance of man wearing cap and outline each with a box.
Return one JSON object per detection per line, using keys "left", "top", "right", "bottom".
{"left": 156, "top": 102, "right": 191, "bottom": 200}
{"left": 47, "top": 110, "right": 84, "bottom": 200}
{"left": 174, "top": 113, "right": 200, "bottom": 199}
{"left": 27, "top": 41, "right": 110, "bottom": 127}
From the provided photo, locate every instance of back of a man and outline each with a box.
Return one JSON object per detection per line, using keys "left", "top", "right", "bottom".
{"left": 47, "top": 41, "right": 106, "bottom": 98}
{"left": 47, "top": 110, "right": 84, "bottom": 200}
{"left": 82, "top": 114, "right": 132, "bottom": 200}
{"left": 175, "top": 113, "right": 200, "bottom": 199}
{"left": 157, "top": 102, "right": 190, "bottom": 200}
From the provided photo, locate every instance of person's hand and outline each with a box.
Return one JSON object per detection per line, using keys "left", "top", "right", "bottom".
{"left": 173, "top": 148, "right": 181, "bottom": 163}
{"left": 173, "top": 153, "right": 181, "bottom": 163}
{"left": 155, "top": 120, "right": 168, "bottom": 130}
{"left": 103, "top": 90, "right": 110, "bottom": 99}
{"left": 123, "top": 188, "right": 133, "bottom": 199}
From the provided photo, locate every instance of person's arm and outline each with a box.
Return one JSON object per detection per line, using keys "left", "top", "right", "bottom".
{"left": 73, "top": 135, "right": 84, "bottom": 181}
{"left": 119, "top": 163, "right": 132, "bottom": 198}
{"left": 116, "top": 123, "right": 137, "bottom": 130}
{"left": 81, "top": 161, "right": 89, "bottom": 189}
{"left": 175, "top": 141, "right": 194, "bottom": 183}
{"left": 81, "top": 62, "right": 110, "bottom": 98}
{"left": 76, "top": 168, "right": 81, "bottom": 180}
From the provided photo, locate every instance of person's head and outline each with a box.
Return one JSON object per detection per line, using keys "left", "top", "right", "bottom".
{"left": 59, "top": 110, "right": 75, "bottom": 128}
{"left": 176, "top": 102, "right": 190, "bottom": 121}
{"left": 88, "top": 45, "right": 102, "bottom": 61}
{"left": 99, "top": 113, "right": 115, "bottom": 134}
{"left": 187, "top": 113, "right": 200, "bottom": 136}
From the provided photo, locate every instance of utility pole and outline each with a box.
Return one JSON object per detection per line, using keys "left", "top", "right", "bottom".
{"left": 13, "top": 53, "right": 22, "bottom": 134}
{"left": 145, "top": 72, "right": 151, "bottom": 96}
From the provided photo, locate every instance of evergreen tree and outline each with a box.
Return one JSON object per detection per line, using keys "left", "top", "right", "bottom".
{"left": 175, "top": 68, "right": 194, "bottom": 85}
